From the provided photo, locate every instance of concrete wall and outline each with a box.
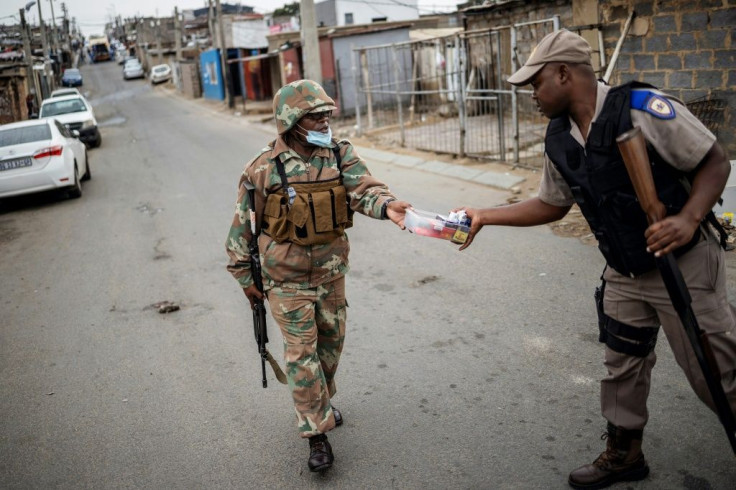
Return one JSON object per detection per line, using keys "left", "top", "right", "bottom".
{"left": 179, "top": 61, "right": 202, "bottom": 98}
{"left": 0, "top": 68, "right": 28, "bottom": 124}
{"left": 464, "top": 0, "right": 736, "bottom": 153}
{"left": 334, "top": 0, "right": 418, "bottom": 26}
{"left": 599, "top": 0, "right": 736, "bottom": 153}
{"left": 332, "top": 27, "right": 411, "bottom": 115}
{"left": 316, "top": 0, "right": 338, "bottom": 28}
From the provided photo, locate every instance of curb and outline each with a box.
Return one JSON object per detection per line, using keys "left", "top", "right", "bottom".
{"left": 355, "top": 147, "right": 525, "bottom": 190}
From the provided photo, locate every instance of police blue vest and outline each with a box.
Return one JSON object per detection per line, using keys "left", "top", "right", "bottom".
{"left": 544, "top": 82, "right": 700, "bottom": 277}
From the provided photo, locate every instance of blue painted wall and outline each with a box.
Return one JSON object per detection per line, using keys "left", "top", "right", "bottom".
{"left": 200, "top": 49, "right": 225, "bottom": 100}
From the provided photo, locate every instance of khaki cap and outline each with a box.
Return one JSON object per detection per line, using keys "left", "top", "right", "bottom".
{"left": 507, "top": 29, "right": 592, "bottom": 86}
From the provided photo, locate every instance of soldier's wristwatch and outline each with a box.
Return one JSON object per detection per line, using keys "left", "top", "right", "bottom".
{"left": 381, "top": 198, "right": 396, "bottom": 219}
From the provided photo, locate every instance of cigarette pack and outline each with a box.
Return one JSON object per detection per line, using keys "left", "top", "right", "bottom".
{"left": 404, "top": 209, "right": 470, "bottom": 244}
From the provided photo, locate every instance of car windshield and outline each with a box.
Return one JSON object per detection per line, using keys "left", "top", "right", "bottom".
{"left": 51, "top": 90, "right": 77, "bottom": 97}
{"left": 154, "top": 67, "right": 168, "bottom": 73}
{"left": 41, "top": 98, "right": 87, "bottom": 117}
{"left": 64, "top": 69, "right": 80, "bottom": 76}
{"left": 0, "top": 124, "right": 51, "bottom": 147}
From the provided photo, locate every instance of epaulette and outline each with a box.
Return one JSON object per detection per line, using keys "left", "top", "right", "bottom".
{"left": 245, "top": 144, "right": 274, "bottom": 171}
{"left": 630, "top": 89, "right": 676, "bottom": 120}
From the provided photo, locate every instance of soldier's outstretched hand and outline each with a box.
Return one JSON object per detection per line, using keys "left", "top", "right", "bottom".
{"left": 386, "top": 200, "right": 413, "bottom": 230}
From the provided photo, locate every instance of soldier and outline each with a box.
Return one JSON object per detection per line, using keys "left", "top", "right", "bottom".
{"left": 456, "top": 29, "right": 735, "bottom": 489}
{"left": 225, "top": 79, "right": 411, "bottom": 472}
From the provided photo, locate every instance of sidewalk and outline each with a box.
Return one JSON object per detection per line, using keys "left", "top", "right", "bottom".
{"left": 353, "top": 146, "right": 525, "bottom": 190}
{"left": 161, "top": 86, "right": 530, "bottom": 191}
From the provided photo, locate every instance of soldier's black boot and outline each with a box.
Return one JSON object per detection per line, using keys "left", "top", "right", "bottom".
{"left": 307, "top": 434, "right": 334, "bottom": 472}
{"left": 332, "top": 407, "right": 343, "bottom": 426}
{"left": 568, "top": 422, "right": 649, "bottom": 489}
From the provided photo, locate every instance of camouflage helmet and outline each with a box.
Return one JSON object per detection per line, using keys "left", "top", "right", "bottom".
{"left": 272, "top": 79, "right": 337, "bottom": 135}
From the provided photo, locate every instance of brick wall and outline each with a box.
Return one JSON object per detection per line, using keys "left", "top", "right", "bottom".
{"left": 600, "top": 0, "right": 736, "bottom": 152}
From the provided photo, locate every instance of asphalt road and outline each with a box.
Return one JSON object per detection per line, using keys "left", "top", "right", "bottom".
{"left": 1, "top": 61, "right": 734, "bottom": 489}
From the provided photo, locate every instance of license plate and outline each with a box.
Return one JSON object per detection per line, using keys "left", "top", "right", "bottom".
{"left": 0, "top": 157, "right": 33, "bottom": 171}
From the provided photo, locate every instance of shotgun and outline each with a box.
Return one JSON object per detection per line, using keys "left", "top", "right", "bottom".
{"left": 616, "top": 126, "right": 736, "bottom": 455}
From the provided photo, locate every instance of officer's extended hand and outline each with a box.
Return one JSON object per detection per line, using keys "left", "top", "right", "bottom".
{"left": 453, "top": 207, "right": 483, "bottom": 251}
{"left": 386, "top": 200, "right": 412, "bottom": 230}
{"left": 243, "top": 283, "right": 265, "bottom": 310}
{"left": 644, "top": 213, "right": 699, "bottom": 257}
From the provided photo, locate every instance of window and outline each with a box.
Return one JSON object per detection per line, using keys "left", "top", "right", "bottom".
{"left": 0, "top": 124, "right": 51, "bottom": 147}
{"left": 206, "top": 62, "right": 218, "bottom": 85}
{"left": 40, "top": 98, "right": 87, "bottom": 117}
{"left": 345, "top": 13, "right": 353, "bottom": 25}
{"left": 372, "top": 17, "right": 387, "bottom": 22}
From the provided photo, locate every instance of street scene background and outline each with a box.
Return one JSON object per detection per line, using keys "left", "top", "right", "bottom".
{"left": 1, "top": 60, "right": 735, "bottom": 489}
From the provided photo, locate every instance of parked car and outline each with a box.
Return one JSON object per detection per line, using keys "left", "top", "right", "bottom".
{"left": 61, "top": 68, "right": 83, "bottom": 87}
{"left": 123, "top": 60, "right": 144, "bottom": 80}
{"left": 39, "top": 95, "right": 101, "bottom": 148}
{"left": 118, "top": 54, "right": 135, "bottom": 66}
{"left": 50, "top": 88, "right": 81, "bottom": 98}
{"left": 114, "top": 48, "right": 129, "bottom": 64}
{"left": 150, "top": 64, "right": 172, "bottom": 84}
{"left": 0, "top": 119, "right": 89, "bottom": 199}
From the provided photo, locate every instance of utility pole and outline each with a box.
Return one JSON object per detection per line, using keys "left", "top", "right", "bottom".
{"left": 300, "top": 0, "right": 322, "bottom": 84}
{"left": 207, "top": 0, "right": 215, "bottom": 46}
{"left": 36, "top": 0, "right": 53, "bottom": 94}
{"left": 155, "top": 19, "right": 162, "bottom": 65}
{"left": 174, "top": 7, "right": 182, "bottom": 63}
{"left": 19, "top": 8, "right": 40, "bottom": 114}
{"left": 61, "top": 2, "right": 69, "bottom": 47}
{"left": 48, "top": 0, "right": 60, "bottom": 60}
{"left": 215, "top": 0, "right": 233, "bottom": 108}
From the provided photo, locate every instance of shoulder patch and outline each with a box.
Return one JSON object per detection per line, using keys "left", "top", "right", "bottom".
{"left": 630, "top": 90, "right": 676, "bottom": 120}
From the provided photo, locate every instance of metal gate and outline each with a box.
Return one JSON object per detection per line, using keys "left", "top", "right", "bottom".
{"left": 352, "top": 17, "right": 560, "bottom": 168}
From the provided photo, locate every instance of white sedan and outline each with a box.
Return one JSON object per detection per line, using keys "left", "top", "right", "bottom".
{"left": 0, "top": 119, "right": 89, "bottom": 199}
{"left": 150, "top": 64, "right": 172, "bottom": 84}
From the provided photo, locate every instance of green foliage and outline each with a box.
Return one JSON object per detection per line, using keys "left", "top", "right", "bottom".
{"left": 273, "top": 2, "right": 300, "bottom": 17}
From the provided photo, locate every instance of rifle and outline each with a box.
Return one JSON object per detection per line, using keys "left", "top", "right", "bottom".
{"left": 616, "top": 127, "right": 736, "bottom": 455}
{"left": 245, "top": 182, "right": 286, "bottom": 388}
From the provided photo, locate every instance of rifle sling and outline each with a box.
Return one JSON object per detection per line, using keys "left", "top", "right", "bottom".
{"left": 265, "top": 350, "right": 287, "bottom": 384}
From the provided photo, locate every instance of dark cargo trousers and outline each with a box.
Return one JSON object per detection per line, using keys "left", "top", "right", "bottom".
{"left": 601, "top": 230, "right": 736, "bottom": 429}
{"left": 267, "top": 276, "right": 347, "bottom": 438}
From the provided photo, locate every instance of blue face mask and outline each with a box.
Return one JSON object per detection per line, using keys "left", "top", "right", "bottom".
{"left": 297, "top": 125, "right": 332, "bottom": 147}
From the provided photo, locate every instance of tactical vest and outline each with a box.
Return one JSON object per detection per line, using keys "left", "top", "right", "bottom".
{"left": 261, "top": 145, "right": 354, "bottom": 246}
{"left": 544, "top": 82, "right": 701, "bottom": 277}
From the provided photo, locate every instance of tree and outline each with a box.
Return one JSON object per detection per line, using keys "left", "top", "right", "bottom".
{"left": 273, "top": 2, "right": 300, "bottom": 17}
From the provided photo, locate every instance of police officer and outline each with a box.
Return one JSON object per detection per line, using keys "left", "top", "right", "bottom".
{"left": 457, "top": 30, "right": 735, "bottom": 489}
{"left": 225, "top": 80, "right": 411, "bottom": 472}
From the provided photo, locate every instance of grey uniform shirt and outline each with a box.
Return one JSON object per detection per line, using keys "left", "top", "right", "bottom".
{"left": 538, "top": 82, "right": 716, "bottom": 207}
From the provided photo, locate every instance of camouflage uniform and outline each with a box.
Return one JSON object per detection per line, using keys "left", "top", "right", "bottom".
{"left": 226, "top": 80, "right": 397, "bottom": 437}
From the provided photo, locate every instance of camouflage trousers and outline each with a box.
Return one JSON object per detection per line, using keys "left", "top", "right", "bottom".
{"left": 267, "top": 276, "right": 346, "bottom": 438}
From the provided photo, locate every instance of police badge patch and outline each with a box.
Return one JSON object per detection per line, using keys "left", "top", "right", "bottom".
{"left": 646, "top": 95, "right": 676, "bottom": 119}
{"left": 631, "top": 89, "right": 676, "bottom": 120}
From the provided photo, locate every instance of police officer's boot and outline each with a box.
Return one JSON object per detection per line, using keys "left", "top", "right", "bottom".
{"left": 568, "top": 422, "right": 649, "bottom": 489}
{"left": 307, "top": 434, "right": 334, "bottom": 472}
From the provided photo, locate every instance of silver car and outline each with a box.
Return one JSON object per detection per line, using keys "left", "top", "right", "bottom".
{"left": 0, "top": 119, "right": 89, "bottom": 199}
{"left": 123, "top": 60, "right": 144, "bottom": 80}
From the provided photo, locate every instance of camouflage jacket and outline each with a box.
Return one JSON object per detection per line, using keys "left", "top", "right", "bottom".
{"left": 226, "top": 136, "right": 397, "bottom": 290}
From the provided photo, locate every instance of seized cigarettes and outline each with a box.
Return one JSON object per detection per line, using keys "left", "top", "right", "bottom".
{"left": 404, "top": 209, "right": 471, "bottom": 244}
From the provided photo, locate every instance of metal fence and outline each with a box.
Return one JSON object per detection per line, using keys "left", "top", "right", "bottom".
{"left": 351, "top": 18, "right": 561, "bottom": 169}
